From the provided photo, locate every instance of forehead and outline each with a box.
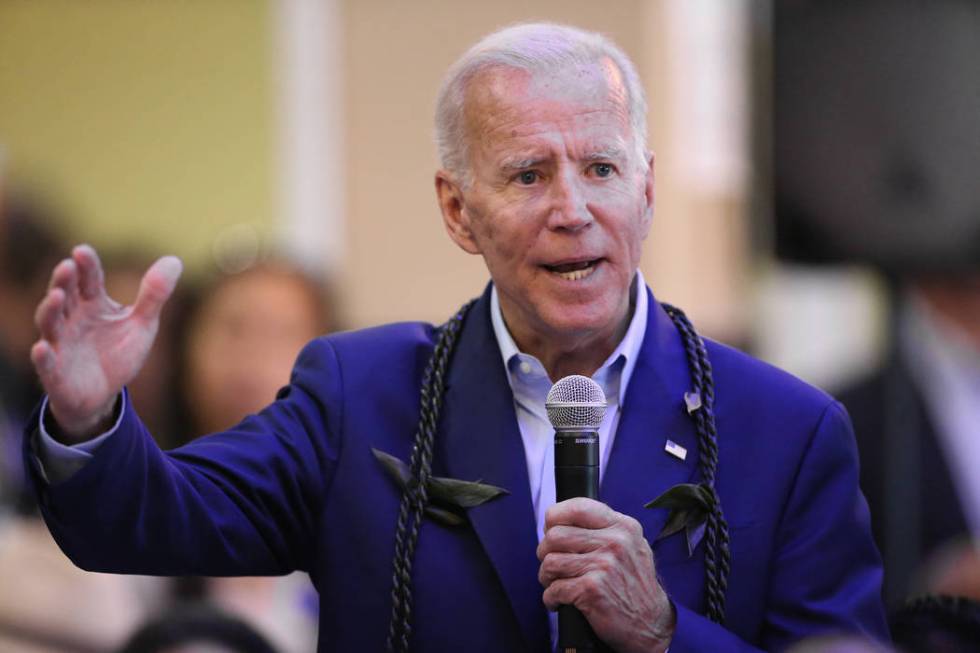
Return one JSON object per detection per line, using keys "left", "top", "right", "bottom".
{"left": 462, "top": 60, "right": 633, "bottom": 161}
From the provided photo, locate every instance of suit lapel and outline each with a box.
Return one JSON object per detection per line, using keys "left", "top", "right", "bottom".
{"left": 438, "top": 287, "right": 551, "bottom": 652}
{"left": 601, "top": 294, "right": 700, "bottom": 553}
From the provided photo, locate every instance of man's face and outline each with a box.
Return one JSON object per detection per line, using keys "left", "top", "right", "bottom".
{"left": 438, "top": 61, "right": 654, "bottom": 350}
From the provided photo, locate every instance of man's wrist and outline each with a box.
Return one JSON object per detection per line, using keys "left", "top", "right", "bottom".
{"left": 650, "top": 599, "right": 676, "bottom": 653}
{"left": 46, "top": 394, "right": 121, "bottom": 444}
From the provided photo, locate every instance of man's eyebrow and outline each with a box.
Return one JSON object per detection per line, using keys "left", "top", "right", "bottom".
{"left": 498, "top": 156, "right": 549, "bottom": 171}
{"left": 581, "top": 146, "right": 627, "bottom": 162}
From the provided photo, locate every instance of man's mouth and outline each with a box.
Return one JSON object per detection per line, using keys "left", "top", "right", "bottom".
{"left": 543, "top": 259, "right": 601, "bottom": 281}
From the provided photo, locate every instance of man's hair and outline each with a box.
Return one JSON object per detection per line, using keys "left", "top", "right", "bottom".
{"left": 434, "top": 22, "right": 648, "bottom": 183}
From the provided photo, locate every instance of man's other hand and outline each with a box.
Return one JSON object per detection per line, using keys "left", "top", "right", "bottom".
{"left": 537, "top": 497, "right": 675, "bottom": 653}
{"left": 31, "top": 244, "right": 182, "bottom": 442}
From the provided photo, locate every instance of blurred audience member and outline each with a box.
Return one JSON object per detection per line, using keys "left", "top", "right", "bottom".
{"left": 917, "top": 539, "right": 980, "bottom": 603}
{"left": 890, "top": 595, "right": 980, "bottom": 653}
{"left": 840, "top": 273, "right": 980, "bottom": 607}
{"left": 117, "top": 603, "right": 278, "bottom": 653}
{"left": 0, "top": 191, "right": 67, "bottom": 515}
{"left": 0, "top": 199, "right": 169, "bottom": 652}
{"left": 0, "top": 514, "right": 165, "bottom": 652}
{"left": 785, "top": 634, "right": 895, "bottom": 653}
{"left": 176, "top": 260, "right": 335, "bottom": 441}
{"left": 171, "top": 259, "right": 335, "bottom": 653}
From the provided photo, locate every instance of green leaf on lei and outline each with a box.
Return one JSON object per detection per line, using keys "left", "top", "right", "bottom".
{"left": 373, "top": 448, "right": 509, "bottom": 528}
{"left": 645, "top": 482, "right": 713, "bottom": 557}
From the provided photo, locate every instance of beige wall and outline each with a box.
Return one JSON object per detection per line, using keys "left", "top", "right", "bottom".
{"left": 0, "top": 1, "right": 750, "bottom": 339}
{"left": 342, "top": 1, "right": 750, "bottom": 336}
{"left": 343, "top": 0, "right": 655, "bottom": 327}
{"left": 0, "top": 0, "right": 275, "bottom": 273}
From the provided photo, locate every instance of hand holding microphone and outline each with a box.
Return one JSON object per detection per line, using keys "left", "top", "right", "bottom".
{"left": 538, "top": 376, "right": 675, "bottom": 653}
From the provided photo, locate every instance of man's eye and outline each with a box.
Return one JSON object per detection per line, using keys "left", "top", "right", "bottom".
{"left": 517, "top": 170, "right": 538, "bottom": 185}
{"left": 592, "top": 163, "right": 614, "bottom": 178}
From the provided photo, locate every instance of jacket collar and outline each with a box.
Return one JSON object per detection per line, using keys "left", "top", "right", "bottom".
{"left": 437, "top": 284, "right": 699, "bottom": 650}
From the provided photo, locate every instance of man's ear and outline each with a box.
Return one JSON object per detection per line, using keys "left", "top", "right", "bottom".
{"left": 435, "top": 171, "right": 481, "bottom": 255}
{"left": 640, "top": 152, "right": 656, "bottom": 238}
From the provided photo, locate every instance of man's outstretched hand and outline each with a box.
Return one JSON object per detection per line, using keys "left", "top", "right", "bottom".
{"left": 31, "top": 244, "right": 182, "bottom": 443}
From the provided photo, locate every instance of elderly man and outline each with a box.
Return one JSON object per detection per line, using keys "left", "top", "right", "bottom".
{"left": 27, "top": 23, "right": 886, "bottom": 652}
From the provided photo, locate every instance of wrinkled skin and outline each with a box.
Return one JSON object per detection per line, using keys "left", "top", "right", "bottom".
{"left": 436, "top": 61, "right": 654, "bottom": 381}
{"left": 32, "top": 245, "right": 182, "bottom": 441}
{"left": 537, "top": 498, "right": 675, "bottom": 652}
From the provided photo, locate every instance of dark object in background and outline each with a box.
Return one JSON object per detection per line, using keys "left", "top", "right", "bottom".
{"left": 116, "top": 603, "right": 278, "bottom": 653}
{"left": 0, "top": 191, "right": 68, "bottom": 516}
{"left": 773, "top": 0, "right": 980, "bottom": 273}
{"left": 890, "top": 595, "right": 980, "bottom": 653}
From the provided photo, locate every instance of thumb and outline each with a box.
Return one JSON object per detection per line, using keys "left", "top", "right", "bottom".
{"left": 132, "top": 255, "right": 183, "bottom": 323}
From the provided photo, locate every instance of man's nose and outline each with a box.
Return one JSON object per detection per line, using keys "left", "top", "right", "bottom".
{"left": 546, "top": 171, "right": 592, "bottom": 231}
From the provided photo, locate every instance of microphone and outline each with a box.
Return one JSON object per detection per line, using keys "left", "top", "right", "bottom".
{"left": 546, "top": 375, "right": 607, "bottom": 653}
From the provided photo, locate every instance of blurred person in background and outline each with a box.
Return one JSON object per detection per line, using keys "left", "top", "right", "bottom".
{"left": 774, "top": 0, "right": 980, "bottom": 616}
{"left": 839, "top": 272, "right": 980, "bottom": 607}
{"left": 175, "top": 259, "right": 336, "bottom": 443}
{"left": 168, "top": 259, "right": 335, "bottom": 653}
{"left": 917, "top": 538, "right": 980, "bottom": 603}
{"left": 116, "top": 603, "right": 278, "bottom": 653}
{"left": 0, "top": 191, "right": 166, "bottom": 652}
{"left": 889, "top": 595, "right": 980, "bottom": 653}
{"left": 785, "top": 635, "right": 895, "bottom": 653}
{"left": 0, "top": 190, "right": 67, "bottom": 515}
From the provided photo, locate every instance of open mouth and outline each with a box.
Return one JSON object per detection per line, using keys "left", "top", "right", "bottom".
{"left": 543, "top": 259, "right": 601, "bottom": 281}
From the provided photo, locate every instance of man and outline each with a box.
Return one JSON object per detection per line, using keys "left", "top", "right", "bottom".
{"left": 840, "top": 275, "right": 980, "bottom": 606}
{"left": 26, "top": 23, "right": 887, "bottom": 652}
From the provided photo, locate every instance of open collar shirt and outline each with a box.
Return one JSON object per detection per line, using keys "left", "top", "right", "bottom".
{"left": 490, "top": 271, "right": 649, "bottom": 650}
{"left": 489, "top": 270, "right": 649, "bottom": 544}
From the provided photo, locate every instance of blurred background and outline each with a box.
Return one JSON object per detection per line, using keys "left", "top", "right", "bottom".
{"left": 0, "top": 0, "right": 977, "bottom": 651}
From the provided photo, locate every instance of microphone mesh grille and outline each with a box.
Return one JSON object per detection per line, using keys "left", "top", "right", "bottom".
{"left": 546, "top": 375, "right": 607, "bottom": 430}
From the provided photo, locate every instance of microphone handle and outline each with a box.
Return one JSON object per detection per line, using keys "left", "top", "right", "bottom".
{"left": 555, "top": 429, "right": 600, "bottom": 652}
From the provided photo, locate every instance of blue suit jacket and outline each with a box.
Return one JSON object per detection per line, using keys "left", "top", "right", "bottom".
{"left": 28, "top": 286, "right": 887, "bottom": 651}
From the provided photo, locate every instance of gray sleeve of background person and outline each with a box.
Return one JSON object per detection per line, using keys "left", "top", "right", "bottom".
{"left": 31, "top": 391, "right": 126, "bottom": 483}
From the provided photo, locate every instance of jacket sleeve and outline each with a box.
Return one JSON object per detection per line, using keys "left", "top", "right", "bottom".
{"left": 24, "top": 336, "right": 344, "bottom": 578}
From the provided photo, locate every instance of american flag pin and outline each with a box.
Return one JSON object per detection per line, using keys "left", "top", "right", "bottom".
{"left": 665, "top": 439, "right": 688, "bottom": 461}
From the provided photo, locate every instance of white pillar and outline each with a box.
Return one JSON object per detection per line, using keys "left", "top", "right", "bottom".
{"left": 273, "top": 0, "right": 345, "bottom": 274}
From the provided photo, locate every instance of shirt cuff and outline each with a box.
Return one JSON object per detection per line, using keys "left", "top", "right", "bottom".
{"left": 34, "top": 391, "right": 126, "bottom": 484}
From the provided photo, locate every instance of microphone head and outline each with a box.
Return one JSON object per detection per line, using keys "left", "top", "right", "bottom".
{"left": 546, "top": 375, "right": 607, "bottom": 430}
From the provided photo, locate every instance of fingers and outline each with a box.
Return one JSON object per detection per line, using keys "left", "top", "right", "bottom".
{"left": 72, "top": 244, "right": 106, "bottom": 301}
{"left": 537, "top": 524, "right": 605, "bottom": 560}
{"left": 538, "top": 499, "right": 636, "bottom": 559}
{"left": 35, "top": 287, "right": 66, "bottom": 343}
{"left": 545, "top": 497, "right": 619, "bottom": 531}
{"left": 539, "top": 550, "right": 602, "bottom": 587}
{"left": 541, "top": 572, "right": 603, "bottom": 612}
{"left": 132, "top": 255, "right": 183, "bottom": 323}
{"left": 47, "top": 258, "right": 79, "bottom": 316}
{"left": 30, "top": 339, "right": 58, "bottom": 383}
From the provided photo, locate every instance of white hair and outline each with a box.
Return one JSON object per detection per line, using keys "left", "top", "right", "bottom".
{"left": 434, "top": 22, "right": 649, "bottom": 183}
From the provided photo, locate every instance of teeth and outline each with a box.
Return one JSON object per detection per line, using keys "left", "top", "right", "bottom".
{"left": 555, "top": 264, "right": 597, "bottom": 281}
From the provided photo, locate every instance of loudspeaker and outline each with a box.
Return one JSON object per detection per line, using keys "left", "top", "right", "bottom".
{"left": 773, "top": 0, "right": 980, "bottom": 272}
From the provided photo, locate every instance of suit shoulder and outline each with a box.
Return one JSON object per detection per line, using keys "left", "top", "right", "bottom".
{"left": 322, "top": 321, "right": 438, "bottom": 353}
{"left": 305, "top": 321, "right": 438, "bottom": 383}
{"left": 704, "top": 338, "right": 838, "bottom": 422}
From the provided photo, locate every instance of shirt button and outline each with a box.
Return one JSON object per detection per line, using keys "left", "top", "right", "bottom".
{"left": 519, "top": 361, "right": 532, "bottom": 374}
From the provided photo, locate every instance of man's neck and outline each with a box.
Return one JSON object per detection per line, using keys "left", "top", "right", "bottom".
{"left": 500, "top": 277, "right": 638, "bottom": 381}
{"left": 514, "top": 323, "right": 628, "bottom": 381}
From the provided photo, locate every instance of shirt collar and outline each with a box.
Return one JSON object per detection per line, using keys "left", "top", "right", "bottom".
{"left": 490, "top": 269, "right": 649, "bottom": 407}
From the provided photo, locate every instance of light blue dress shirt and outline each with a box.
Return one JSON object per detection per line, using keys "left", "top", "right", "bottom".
{"left": 490, "top": 271, "right": 649, "bottom": 649}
